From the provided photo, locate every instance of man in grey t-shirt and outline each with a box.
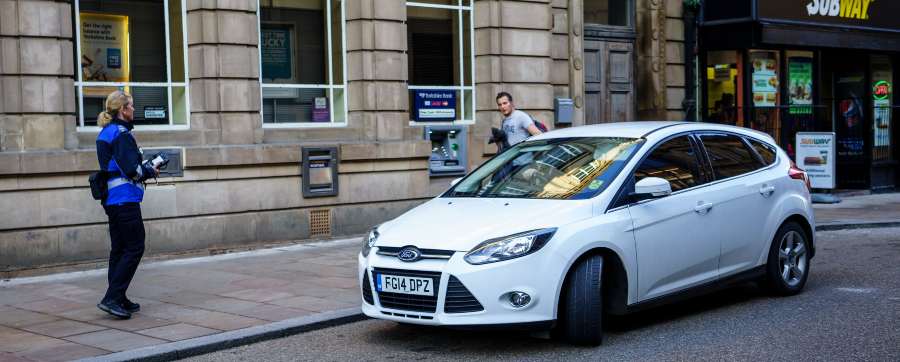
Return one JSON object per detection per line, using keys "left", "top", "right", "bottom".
{"left": 497, "top": 92, "right": 542, "bottom": 146}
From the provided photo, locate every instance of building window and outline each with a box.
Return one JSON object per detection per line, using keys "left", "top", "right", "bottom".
{"left": 584, "top": 0, "right": 632, "bottom": 27}
{"left": 259, "top": 0, "right": 346, "bottom": 127}
{"left": 406, "top": 0, "right": 474, "bottom": 123}
{"left": 74, "top": 0, "right": 189, "bottom": 129}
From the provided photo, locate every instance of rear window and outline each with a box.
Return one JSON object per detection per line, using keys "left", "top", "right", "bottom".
{"left": 700, "top": 134, "right": 765, "bottom": 180}
{"left": 747, "top": 138, "right": 777, "bottom": 165}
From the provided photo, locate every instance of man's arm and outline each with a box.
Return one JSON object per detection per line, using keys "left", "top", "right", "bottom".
{"left": 526, "top": 123, "right": 542, "bottom": 136}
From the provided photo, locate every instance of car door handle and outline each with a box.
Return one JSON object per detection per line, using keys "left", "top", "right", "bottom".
{"left": 694, "top": 202, "right": 713, "bottom": 214}
{"left": 759, "top": 185, "right": 776, "bottom": 197}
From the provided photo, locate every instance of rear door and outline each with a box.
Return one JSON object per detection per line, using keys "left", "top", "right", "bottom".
{"left": 695, "top": 133, "right": 774, "bottom": 277}
{"left": 627, "top": 135, "right": 719, "bottom": 300}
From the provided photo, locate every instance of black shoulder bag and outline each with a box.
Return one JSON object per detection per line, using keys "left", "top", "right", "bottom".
{"left": 88, "top": 171, "right": 109, "bottom": 201}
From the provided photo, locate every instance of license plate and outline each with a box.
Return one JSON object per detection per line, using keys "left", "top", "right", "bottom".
{"left": 376, "top": 274, "right": 434, "bottom": 296}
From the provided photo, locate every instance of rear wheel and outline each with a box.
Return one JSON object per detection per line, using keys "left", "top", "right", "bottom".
{"left": 764, "top": 222, "right": 810, "bottom": 295}
{"left": 556, "top": 254, "right": 604, "bottom": 345}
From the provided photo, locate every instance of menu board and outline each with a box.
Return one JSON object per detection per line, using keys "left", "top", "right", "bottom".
{"left": 751, "top": 52, "right": 779, "bottom": 107}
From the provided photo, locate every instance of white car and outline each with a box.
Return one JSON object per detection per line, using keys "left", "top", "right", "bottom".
{"left": 358, "top": 122, "right": 815, "bottom": 345}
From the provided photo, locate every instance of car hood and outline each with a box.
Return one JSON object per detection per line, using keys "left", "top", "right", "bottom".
{"left": 375, "top": 197, "right": 593, "bottom": 252}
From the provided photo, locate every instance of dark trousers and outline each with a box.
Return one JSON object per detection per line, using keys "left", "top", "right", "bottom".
{"left": 102, "top": 203, "right": 145, "bottom": 305}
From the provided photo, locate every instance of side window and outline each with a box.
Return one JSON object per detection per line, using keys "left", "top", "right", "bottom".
{"left": 700, "top": 134, "right": 765, "bottom": 179}
{"left": 747, "top": 138, "right": 777, "bottom": 165}
{"left": 634, "top": 136, "right": 703, "bottom": 192}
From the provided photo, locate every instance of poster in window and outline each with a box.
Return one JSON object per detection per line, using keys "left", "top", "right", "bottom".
{"left": 80, "top": 13, "right": 129, "bottom": 82}
{"left": 80, "top": 13, "right": 130, "bottom": 94}
{"left": 788, "top": 57, "right": 813, "bottom": 110}
{"left": 750, "top": 52, "right": 778, "bottom": 107}
{"left": 261, "top": 24, "right": 294, "bottom": 81}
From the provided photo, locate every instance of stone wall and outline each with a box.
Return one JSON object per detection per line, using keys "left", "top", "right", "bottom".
{"left": 0, "top": 0, "right": 687, "bottom": 273}
{"left": 0, "top": 0, "right": 76, "bottom": 152}
{"left": 0, "top": 0, "right": 433, "bottom": 273}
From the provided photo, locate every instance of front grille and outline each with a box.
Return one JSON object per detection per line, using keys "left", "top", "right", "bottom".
{"left": 377, "top": 246, "right": 455, "bottom": 260}
{"left": 444, "top": 275, "right": 484, "bottom": 313}
{"left": 362, "top": 272, "right": 374, "bottom": 305}
{"left": 373, "top": 268, "right": 441, "bottom": 313}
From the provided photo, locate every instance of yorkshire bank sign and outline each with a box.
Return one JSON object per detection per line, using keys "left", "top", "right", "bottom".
{"left": 805, "top": 0, "right": 874, "bottom": 20}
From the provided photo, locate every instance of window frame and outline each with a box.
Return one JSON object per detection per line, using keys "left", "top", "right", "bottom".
{"left": 696, "top": 132, "right": 769, "bottom": 181}
{"left": 406, "top": 0, "right": 475, "bottom": 125}
{"left": 74, "top": 0, "right": 191, "bottom": 131}
{"left": 632, "top": 134, "right": 706, "bottom": 193}
{"left": 583, "top": 0, "right": 635, "bottom": 30}
{"left": 257, "top": 0, "right": 348, "bottom": 128}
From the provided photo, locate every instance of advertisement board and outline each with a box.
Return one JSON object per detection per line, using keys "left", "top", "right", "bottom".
{"left": 796, "top": 132, "right": 836, "bottom": 189}
{"left": 414, "top": 90, "right": 457, "bottom": 121}
{"left": 260, "top": 24, "right": 294, "bottom": 81}
{"left": 80, "top": 13, "right": 130, "bottom": 96}
{"left": 750, "top": 51, "right": 779, "bottom": 107}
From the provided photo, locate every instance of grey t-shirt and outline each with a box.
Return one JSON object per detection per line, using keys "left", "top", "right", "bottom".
{"left": 501, "top": 110, "right": 535, "bottom": 146}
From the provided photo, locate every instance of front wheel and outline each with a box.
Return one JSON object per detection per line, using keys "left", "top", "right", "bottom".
{"left": 764, "top": 222, "right": 811, "bottom": 295}
{"left": 555, "top": 254, "right": 604, "bottom": 346}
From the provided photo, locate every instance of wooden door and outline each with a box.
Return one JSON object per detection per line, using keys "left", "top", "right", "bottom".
{"left": 583, "top": 40, "right": 634, "bottom": 124}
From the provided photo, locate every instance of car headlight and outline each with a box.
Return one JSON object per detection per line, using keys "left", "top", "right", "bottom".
{"left": 361, "top": 226, "right": 379, "bottom": 257}
{"left": 464, "top": 228, "right": 557, "bottom": 265}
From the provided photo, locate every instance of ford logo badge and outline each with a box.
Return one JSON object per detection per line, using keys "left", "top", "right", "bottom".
{"left": 397, "top": 246, "right": 422, "bottom": 262}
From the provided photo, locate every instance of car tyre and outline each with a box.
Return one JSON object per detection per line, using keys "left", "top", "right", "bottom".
{"left": 764, "top": 222, "right": 810, "bottom": 296}
{"left": 556, "top": 254, "right": 604, "bottom": 346}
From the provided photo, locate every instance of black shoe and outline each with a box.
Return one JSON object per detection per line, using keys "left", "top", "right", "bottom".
{"left": 97, "top": 301, "right": 132, "bottom": 319}
{"left": 122, "top": 298, "right": 140, "bottom": 313}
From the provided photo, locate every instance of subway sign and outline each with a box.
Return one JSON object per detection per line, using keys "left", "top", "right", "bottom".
{"left": 758, "top": 0, "right": 900, "bottom": 30}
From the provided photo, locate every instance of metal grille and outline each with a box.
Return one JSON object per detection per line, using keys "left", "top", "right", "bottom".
{"left": 309, "top": 209, "right": 331, "bottom": 237}
{"left": 444, "top": 275, "right": 484, "bottom": 313}
{"left": 373, "top": 268, "right": 441, "bottom": 313}
{"left": 362, "top": 272, "right": 374, "bottom": 305}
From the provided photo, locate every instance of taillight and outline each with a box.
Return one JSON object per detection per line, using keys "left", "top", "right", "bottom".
{"left": 789, "top": 160, "right": 811, "bottom": 191}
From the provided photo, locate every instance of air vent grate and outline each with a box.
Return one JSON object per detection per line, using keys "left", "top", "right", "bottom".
{"left": 309, "top": 209, "right": 332, "bottom": 237}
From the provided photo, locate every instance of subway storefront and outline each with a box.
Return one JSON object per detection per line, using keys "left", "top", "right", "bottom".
{"left": 699, "top": 0, "right": 899, "bottom": 190}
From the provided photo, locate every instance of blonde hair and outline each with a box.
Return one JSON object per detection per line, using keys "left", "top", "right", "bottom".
{"left": 97, "top": 90, "right": 133, "bottom": 127}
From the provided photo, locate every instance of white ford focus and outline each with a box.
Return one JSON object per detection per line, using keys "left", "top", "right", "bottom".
{"left": 358, "top": 122, "right": 815, "bottom": 345}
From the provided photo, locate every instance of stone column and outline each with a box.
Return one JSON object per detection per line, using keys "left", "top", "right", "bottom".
{"left": 0, "top": 0, "right": 76, "bottom": 151}
{"left": 345, "top": 0, "right": 409, "bottom": 142}
{"left": 664, "top": 0, "right": 685, "bottom": 121}
{"left": 636, "top": 0, "right": 667, "bottom": 120}
{"left": 474, "top": 0, "right": 554, "bottom": 158}
{"left": 186, "top": 0, "right": 261, "bottom": 145}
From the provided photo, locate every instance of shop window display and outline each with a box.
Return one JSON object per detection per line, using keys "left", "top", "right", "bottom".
{"left": 75, "top": 0, "right": 188, "bottom": 128}
{"left": 871, "top": 55, "right": 893, "bottom": 162}
{"left": 705, "top": 51, "right": 741, "bottom": 126}
{"left": 260, "top": 0, "right": 346, "bottom": 125}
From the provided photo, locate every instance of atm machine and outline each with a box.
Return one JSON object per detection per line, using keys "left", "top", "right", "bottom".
{"left": 424, "top": 125, "right": 467, "bottom": 176}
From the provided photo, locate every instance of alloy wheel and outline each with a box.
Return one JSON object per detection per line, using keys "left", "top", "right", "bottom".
{"left": 778, "top": 230, "right": 808, "bottom": 287}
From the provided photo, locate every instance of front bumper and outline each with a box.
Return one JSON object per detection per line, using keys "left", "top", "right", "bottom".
{"left": 358, "top": 247, "right": 565, "bottom": 326}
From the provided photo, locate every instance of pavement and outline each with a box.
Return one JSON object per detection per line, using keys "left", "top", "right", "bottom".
{"left": 1, "top": 193, "right": 899, "bottom": 362}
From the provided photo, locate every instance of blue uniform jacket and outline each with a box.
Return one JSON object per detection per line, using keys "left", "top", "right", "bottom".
{"left": 96, "top": 119, "right": 154, "bottom": 205}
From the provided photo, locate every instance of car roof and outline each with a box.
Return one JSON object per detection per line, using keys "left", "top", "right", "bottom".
{"left": 530, "top": 121, "right": 775, "bottom": 144}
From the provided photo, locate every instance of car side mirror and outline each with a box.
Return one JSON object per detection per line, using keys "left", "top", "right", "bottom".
{"left": 450, "top": 177, "right": 463, "bottom": 187}
{"left": 631, "top": 177, "right": 672, "bottom": 202}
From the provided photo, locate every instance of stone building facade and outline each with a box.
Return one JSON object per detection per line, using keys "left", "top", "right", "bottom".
{"left": 0, "top": 0, "right": 686, "bottom": 273}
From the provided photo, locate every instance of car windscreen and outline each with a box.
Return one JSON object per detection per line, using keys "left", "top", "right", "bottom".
{"left": 445, "top": 137, "right": 644, "bottom": 200}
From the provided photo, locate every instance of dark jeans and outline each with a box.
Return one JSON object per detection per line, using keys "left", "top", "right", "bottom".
{"left": 102, "top": 203, "right": 145, "bottom": 305}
